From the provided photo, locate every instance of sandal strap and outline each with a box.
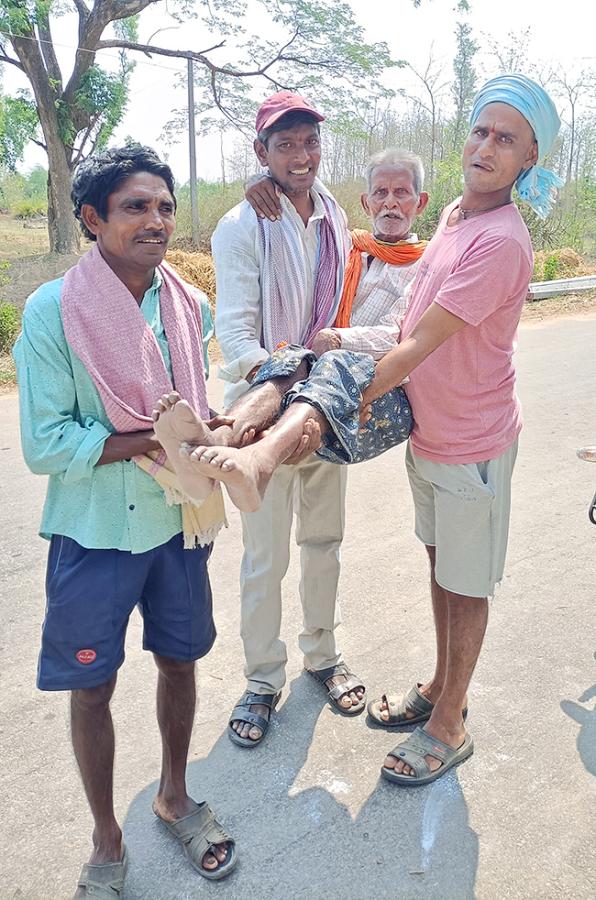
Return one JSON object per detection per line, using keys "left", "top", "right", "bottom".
{"left": 229, "top": 708, "right": 269, "bottom": 731}
{"left": 309, "top": 662, "right": 350, "bottom": 684}
{"left": 236, "top": 690, "right": 278, "bottom": 709}
{"left": 403, "top": 684, "right": 435, "bottom": 717}
{"left": 388, "top": 726, "right": 452, "bottom": 776}
{"left": 77, "top": 850, "right": 127, "bottom": 897}
{"left": 327, "top": 675, "right": 365, "bottom": 701}
{"left": 164, "top": 802, "right": 231, "bottom": 850}
{"left": 381, "top": 684, "right": 433, "bottom": 723}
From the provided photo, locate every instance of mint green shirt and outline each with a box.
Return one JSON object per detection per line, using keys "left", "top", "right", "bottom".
{"left": 13, "top": 272, "right": 214, "bottom": 554}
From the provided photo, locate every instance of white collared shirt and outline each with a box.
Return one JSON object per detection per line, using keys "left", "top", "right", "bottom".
{"left": 212, "top": 189, "right": 332, "bottom": 406}
{"left": 334, "top": 234, "right": 421, "bottom": 359}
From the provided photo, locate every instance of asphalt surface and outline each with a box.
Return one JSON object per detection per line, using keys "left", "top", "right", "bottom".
{"left": 1, "top": 313, "right": 595, "bottom": 900}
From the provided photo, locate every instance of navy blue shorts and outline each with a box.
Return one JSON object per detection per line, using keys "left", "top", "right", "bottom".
{"left": 38, "top": 533, "right": 216, "bottom": 691}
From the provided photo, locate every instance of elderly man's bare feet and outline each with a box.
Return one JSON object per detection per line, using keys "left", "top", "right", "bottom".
{"left": 152, "top": 392, "right": 216, "bottom": 503}
{"left": 181, "top": 443, "right": 275, "bottom": 512}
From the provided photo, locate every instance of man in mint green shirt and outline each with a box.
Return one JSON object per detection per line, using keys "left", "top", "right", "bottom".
{"left": 14, "top": 145, "right": 236, "bottom": 895}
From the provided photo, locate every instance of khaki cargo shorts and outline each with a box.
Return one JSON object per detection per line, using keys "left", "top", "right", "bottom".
{"left": 405, "top": 438, "right": 519, "bottom": 598}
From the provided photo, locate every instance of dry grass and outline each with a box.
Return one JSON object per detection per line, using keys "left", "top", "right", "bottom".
{"left": 0, "top": 353, "right": 16, "bottom": 391}
{"left": 533, "top": 246, "right": 596, "bottom": 280}
{"left": 0, "top": 213, "right": 50, "bottom": 261}
{"left": 165, "top": 249, "right": 216, "bottom": 309}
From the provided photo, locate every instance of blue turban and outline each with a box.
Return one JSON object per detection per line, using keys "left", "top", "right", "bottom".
{"left": 470, "top": 74, "right": 563, "bottom": 219}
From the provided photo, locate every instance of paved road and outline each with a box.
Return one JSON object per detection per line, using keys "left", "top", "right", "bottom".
{"left": 1, "top": 314, "right": 595, "bottom": 900}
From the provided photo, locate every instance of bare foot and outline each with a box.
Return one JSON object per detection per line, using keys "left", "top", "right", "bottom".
{"left": 152, "top": 392, "right": 216, "bottom": 503}
{"left": 180, "top": 444, "right": 277, "bottom": 512}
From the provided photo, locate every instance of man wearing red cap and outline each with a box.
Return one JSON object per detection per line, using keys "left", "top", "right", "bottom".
{"left": 212, "top": 91, "right": 365, "bottom": 747}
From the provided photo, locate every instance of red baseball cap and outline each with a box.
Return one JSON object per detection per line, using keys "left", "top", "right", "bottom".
{"left": 255, "top": 91, "right": 325, "bottom": 135}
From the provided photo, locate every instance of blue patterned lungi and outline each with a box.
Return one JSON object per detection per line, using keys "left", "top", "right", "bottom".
{"left": 252, "top": 345, "right": 413, "bottom": 465}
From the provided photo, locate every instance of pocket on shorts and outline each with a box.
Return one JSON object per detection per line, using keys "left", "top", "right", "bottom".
{"left": 46, "top": 535, "right": 66, "bottom": 583}
{"left": 418, "top": 456, "right": 495, "bottom": 504}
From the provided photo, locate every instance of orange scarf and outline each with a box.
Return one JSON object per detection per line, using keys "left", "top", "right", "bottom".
{"left": 334, "top": 230, "right": 427, "bottom": 328}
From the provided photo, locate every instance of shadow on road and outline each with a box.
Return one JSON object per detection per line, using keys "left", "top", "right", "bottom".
{"left": 121, "top": 673, "right": 479, "bottom": 899}
{"left": 560, "top": 669, "right": 596, "bottom": 777}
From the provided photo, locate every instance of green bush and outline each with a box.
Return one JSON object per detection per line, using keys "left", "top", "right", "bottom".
{"left": 0, "top": 301, "right": 21, "bottom": 353}
{"left": 13, "top": 199, "right": 47, "bottom": 219}
{"left": 543, "top": 253, "right": 559, "bottom": 281}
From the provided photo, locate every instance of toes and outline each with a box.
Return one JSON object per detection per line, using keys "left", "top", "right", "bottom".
{"left": 202, "top": 851, "right": 218, "bottom": 871}
{"left": 188, "top": 446, "right": 209, "bottom": 461}
{"left": 383, "top": 754, "right": 397, "bottom": 770}
{"left": 337, "top": 694, "right": 352, "bottom": 709}
{"left": 248, "top": 726, "right": 262, "bottom": 741}
{"left": 213, "top": 843, "right": 229, "bottom": 863}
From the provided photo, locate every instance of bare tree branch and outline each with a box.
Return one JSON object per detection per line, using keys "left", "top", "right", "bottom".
{"left": 73, "top": 0, "right": 90, "bottom": 16}
{"left": 0, "top": 45, "right": 25, "bottom": 71}
{"left": 65, "top": 0, "right": 161, "bottom": 110}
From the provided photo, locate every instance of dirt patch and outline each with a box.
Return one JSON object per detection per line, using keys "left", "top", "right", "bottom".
{"left": 521, "top": 291, "right": 596, "bottom": 321}
{"left": 5, "top": 252, "right": 82, "bottom": 309}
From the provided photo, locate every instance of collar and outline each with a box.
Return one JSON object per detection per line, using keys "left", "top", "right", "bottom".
{"left": 280, "top": 187, "right": 326, "bottom": 224}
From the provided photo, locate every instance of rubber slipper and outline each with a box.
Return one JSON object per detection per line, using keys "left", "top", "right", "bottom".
{"left": 153, "top": 801, "right": 237, "bottom": 881}
{"left": 381, "top": 726, "right": 474, "bottom": 786}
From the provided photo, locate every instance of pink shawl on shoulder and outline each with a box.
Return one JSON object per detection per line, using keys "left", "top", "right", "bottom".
{"left": 61, "top": 244, "right": 225, "bottom": 548}
{"left": 62, "top": 243, "right": 209, "bottom": 429}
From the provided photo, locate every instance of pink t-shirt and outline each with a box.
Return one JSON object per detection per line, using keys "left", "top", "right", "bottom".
{"left": 401, "top": 200, "right": 533, "bottom": 464}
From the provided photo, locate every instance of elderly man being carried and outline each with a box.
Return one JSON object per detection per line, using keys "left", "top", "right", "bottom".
{"left": 152, "top": 147, "right": 429, "bottom": 513}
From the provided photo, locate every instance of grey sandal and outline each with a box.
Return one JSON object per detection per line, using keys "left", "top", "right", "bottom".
{"left": 367, "top": 683, "right": 468, "bottom": 728}
{"left": 228, "top": 689, "right": 281, "bottom": 748}
{"left": 306, "top": 663, "right": 366, "bottom": 716}
{"left": 154, "top": 801, "right": 237, "bottom": 881}
{"left": 73, "top": 845, "right": 128, "bottom": 899}
{"left": 381, "top": 726, "right": 474, "bottom": 786}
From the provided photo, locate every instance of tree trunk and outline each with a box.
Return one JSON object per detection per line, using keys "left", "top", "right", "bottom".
{"left": 10, "top": 33, "right": 81, "bottom": 255}
{"left": 46, "top": 136, "right": 80, "bottom": 254}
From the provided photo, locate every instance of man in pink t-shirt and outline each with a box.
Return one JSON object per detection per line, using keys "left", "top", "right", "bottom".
{"left": 365, "top": 74, "right": 562, "bottom": 785}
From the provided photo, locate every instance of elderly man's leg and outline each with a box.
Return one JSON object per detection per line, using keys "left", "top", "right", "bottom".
{"left": 152, "top": 349, "right": 314, "bottom": 503}
{"left": 71, "top": 676, "right": 123, "bottom": 867}
{"left": 184, "top": 401, "right": 329, "bottom": 511}
{"left": 184, "top": 349, "right": 378, "bottom": 511}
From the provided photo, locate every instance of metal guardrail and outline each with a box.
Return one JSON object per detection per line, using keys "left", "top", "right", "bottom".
{"left": 527, "top": 274, "right": 596, "bottom": 300}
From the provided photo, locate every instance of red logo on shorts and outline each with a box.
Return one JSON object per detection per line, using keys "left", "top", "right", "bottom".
{"left": 76, "top": 649, "right": 97, "bottom": 665}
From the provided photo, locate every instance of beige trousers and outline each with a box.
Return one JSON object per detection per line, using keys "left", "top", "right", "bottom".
{"left": 239, "top": 455, "right": 347, "bottom": 694}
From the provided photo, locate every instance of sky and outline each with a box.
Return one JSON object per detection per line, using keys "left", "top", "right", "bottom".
{"left": 2, "top": 0, "right": 594, "bottom": 181}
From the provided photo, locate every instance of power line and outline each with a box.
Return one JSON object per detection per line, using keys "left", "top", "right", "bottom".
{"left": 0, "top": 29, "right": 183, "bottom": 74}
